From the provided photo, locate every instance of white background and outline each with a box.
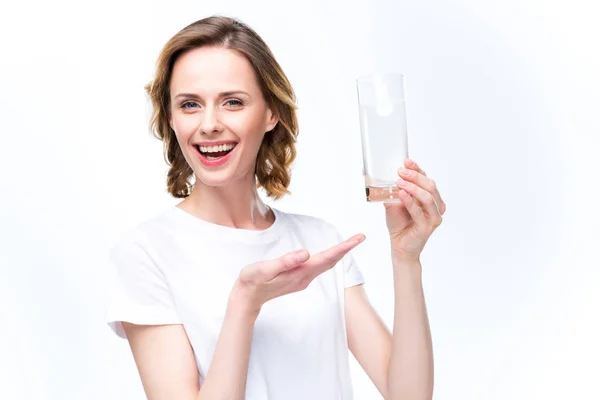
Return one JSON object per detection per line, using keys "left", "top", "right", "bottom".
{"left": 1, "top": 0, "right": 599, "bottom": 399}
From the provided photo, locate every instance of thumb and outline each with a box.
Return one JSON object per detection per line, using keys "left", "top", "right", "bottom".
{"left": 262, "top": 249, "right": 310, "bottom": 281}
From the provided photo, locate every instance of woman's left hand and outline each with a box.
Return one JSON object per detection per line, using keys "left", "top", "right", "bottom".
{"left": 385, "top": 158, "right": 447, "bottom": 261}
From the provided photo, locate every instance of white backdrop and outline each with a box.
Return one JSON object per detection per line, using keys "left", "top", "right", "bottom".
{"left": 1, "top": 0, "right": 599, "bottom": 399}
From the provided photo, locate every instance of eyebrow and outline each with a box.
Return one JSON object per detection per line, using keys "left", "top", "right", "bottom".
{"left": 174, "top": 91, "right": 251, "bottom": 99}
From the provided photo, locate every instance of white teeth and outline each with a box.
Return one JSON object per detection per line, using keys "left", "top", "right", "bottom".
{"left": 199, "top": 143, "right": 235, "bottom": 153}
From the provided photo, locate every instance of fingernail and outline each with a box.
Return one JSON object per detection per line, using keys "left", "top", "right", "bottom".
{"left": 295, "top": 250, "right": 309, "bottom": 263}
{"left": 398, "top": 168, "right": 409, "bottom": 175}
{"left": 397, "top": 178, "right": 407, "bottom": 186}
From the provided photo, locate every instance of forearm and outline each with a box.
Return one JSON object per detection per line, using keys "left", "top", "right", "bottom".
{"left": 387, "top": 255, "right": 434, "bottom": 400}
{"left": 197, "top": 289, "right": 259, "bottom": 400}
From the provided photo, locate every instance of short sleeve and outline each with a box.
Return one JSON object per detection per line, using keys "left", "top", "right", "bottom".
{"left": 105, "top": 231, "right": 181, "bottom": 339}
{"left": 341, "top": 249, "right": 365, "bottom": 288}
{"left": 331, "top": 225, "right": 365, "bottom": 288}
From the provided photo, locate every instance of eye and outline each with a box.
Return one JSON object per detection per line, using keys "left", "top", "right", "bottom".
{"left": 225, "top": 99, "right": 243, "bottom": 107}
{"left": 181, "top": 102, "right": 198, "bottom": 109}
{"left": 179, "top": 100, "right": 243, "bottom": 110}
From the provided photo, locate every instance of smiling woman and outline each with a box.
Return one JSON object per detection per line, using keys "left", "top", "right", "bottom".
{"left": 165, "top": 45, "right": 281, "bottom": 183}
{"left": 144, "top": 19, "right": 299, "bottom": 200}
{"left": 105, "top": 13, "right": 437, "bottom": 400}
{"left": 104, "top": 15, "right": 368, "bottom": 400}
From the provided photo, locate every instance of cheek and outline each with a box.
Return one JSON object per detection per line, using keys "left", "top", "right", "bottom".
{"left": 229, "top": 115, "right": 267, "bottom": 143}
{"left": 171, "top": 117, "right": 196, "bottom": 136}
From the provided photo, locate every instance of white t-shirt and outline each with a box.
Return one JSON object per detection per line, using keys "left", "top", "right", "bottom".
{"left": 106, "top": 205, "right": 365, "bottom": 399}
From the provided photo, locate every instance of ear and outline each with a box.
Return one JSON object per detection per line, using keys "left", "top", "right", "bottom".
{"left": 265, "top": 108, "right": 279, "bottom": 133}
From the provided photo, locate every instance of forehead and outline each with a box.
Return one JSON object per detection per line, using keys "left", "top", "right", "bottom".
{"left": 170, "top": 47, "right": 259, "bottom": 95}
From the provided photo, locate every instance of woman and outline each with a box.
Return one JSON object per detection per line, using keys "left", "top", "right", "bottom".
{"left": 106, "top": 15, "right": 446, "bottom": 400}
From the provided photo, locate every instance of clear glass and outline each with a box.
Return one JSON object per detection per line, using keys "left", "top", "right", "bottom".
{"left": 356, "top": 73, "right": 409, "bottom": 202}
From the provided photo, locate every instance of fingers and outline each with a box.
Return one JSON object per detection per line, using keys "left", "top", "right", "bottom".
{"left": 396, "top": 176, "right": 440, "bottom": 222}
{"left": 305, "top": 234, "right": 366, "bottom": 274}
{"left": 259, "top": 249, "right": 310, "bottom": 281}
{"left": 397, "top": 188, "right": 429, "bottom": 228}
{"left": 404, "top": 158, "right": 426, "bottom": 176}
{"left": 253, "top": 234, "right": 365, "bottom": 285}
{"left": 395, "top": 183, "right": 443, "bottom": 231}
{"left": 400, "top": 159, "right": 447, "bottom": 215}
{"left": 322, "top": 234, "right": 366, "bottom": 262}
{"left": 398, "top": 166, "right": 435, "bottom": 194}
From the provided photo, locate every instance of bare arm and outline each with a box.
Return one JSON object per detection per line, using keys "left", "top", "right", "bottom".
{"left": 386, "top": 257, "right": 433, "bottom": 400}
{"left": 123, "top": 295, "right": 258, "bottom": 400}
{"left": 345, "top": 284, "right": 392, "bottom": 398}
{"left": 122, "top": 323, "right": 200, "bottom": 400}
{"left": 194, "top": 292, "right": 259, "bottom": 399}
{"left": 345, "top": 257, "right": 434, "bottom": 400}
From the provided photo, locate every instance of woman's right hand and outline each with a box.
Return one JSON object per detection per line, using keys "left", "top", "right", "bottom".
{"left": 229, "top": 233, "right": 366, "bottom": 316}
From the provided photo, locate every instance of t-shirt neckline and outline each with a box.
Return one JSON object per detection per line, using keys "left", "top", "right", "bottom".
{"left": 167, "top": 204, "right": 287, "bottom": 244}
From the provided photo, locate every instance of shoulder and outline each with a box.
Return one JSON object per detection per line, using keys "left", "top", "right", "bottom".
{"left": 110, "top": 207, "right": 176, "bottom": 252}
{"left": 109, "top": 210, "right": 170, "bottom": 262}
{"left": 107, "top": 221, "right": 170, "bottom": 283}
{"left": 274, "top": 208, "right": 340, "bottom": 239}
{"left": 108, "top": 226, "right": 152, "bottom": 271}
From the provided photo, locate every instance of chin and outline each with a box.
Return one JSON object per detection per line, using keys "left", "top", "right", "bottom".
{"left": 187, "top": 143, "right": 257, "bottom": 188}
{"left": 192, "top": 164, "right": 255, "bottom": 189}
{"left": 193, "top": 170, "right": 236, "bottom": 188}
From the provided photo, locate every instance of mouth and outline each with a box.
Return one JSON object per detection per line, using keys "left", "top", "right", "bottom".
{"left": 193, "top": 142, "right": 238, "bottom": 167}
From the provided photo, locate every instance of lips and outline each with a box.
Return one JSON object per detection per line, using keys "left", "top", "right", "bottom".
{"left": 194, "top": 144, "right": 234, "bottom": 158}
{"left": 193, "top": 143, "right": 237, "bottom": 167}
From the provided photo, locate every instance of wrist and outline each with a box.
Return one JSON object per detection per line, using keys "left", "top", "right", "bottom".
{"left": 228, "top": 280, "right": 261, "bottom": 321}
{"left": 391, "top": 248, "right": 421, "bottom": 265}
{"left": 391, "top": 252, "right": 422, "bottom": 274}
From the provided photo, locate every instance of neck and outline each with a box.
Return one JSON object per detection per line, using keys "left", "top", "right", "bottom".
{"left": 177, "top": 173, "right": 274, "bottom": 230}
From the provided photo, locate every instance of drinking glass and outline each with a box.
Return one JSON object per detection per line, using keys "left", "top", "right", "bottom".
{"left": 356, "top": 73, "right": 409, "bottom": 202}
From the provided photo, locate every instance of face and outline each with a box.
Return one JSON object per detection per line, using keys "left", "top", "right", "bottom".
{"left": 168, "top": 46, "right": 278, "bottom": 188}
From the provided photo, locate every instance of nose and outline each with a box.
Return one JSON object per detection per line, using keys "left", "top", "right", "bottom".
{"left": 199, "top": 104, "right": 223, "bottom": 135}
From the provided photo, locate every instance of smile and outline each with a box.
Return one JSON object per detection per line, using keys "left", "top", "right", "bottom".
{"left": 193, "top": 142, "right": 238, "bottom": 167}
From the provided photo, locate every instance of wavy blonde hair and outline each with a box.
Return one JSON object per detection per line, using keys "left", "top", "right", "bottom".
{"left": 144, "top": 15, "right": 299, "bottom": 199}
